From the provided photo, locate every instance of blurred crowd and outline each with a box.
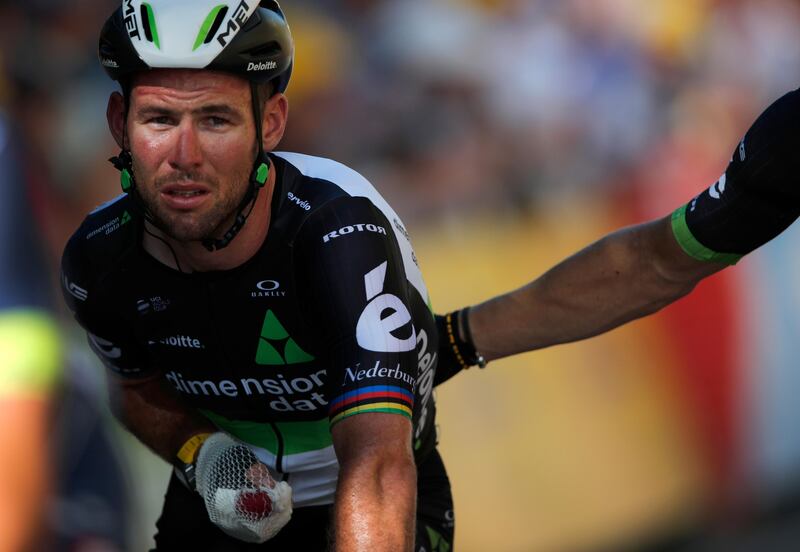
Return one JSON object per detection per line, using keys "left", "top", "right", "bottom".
{"left": 3, "top": 0, "right": 800, "bottom": 550}
{"left": 4, "top": 0, "right": 800, "bottom": 242}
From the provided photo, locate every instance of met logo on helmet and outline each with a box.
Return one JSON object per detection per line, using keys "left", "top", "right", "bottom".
{"left": 123, "top": 0, "right": 140, "bottom": 40}
{"left": 217, "top": 0, "right": 253, "bottom": 46}
{"left": 247, "top": 61, "right": 278, "bottom": 72}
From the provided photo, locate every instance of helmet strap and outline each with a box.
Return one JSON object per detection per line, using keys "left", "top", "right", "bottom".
{"left": 200, "top": 82, "right": 270, "bottom": 252}
{"left": 110, "top": 96, "right": 136, "bottom": 194}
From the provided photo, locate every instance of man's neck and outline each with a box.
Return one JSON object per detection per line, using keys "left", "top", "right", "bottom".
{"left": 143, "top": 172, "right": 276, "bottom": 273}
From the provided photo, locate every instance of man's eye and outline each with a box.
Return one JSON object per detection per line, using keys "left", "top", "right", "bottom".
{"left": 148, "top": 116, "right": 173, "bottom": 125}
{"left": 207, "top": 116, "right": 229, "bottom": 127}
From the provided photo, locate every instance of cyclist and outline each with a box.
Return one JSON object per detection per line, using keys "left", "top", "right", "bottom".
{"left": 437, "top": 87, "right": 800, "bottom": 371}
{"left": 61, "top": 1, "right": 450, "bottom": 550}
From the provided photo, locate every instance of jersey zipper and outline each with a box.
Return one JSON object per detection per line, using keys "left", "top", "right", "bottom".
{"left": 270, "top": 421, "right": 285, "bottom": 473}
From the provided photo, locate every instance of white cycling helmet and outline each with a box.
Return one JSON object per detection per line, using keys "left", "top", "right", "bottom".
{"left": 98, "top": 0, "right": 293, "bottom": 93}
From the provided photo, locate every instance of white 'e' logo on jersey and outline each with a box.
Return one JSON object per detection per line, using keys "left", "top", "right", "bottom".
{"left": 708, "top": 172, "right": 727, "bottom": 199}
{"left": 356, "top": 261, "right": 416, "bottom": 352}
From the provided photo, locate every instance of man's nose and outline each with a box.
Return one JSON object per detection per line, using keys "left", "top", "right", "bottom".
{"left": 169, "top": 120, "right": 203, "bottom": 169}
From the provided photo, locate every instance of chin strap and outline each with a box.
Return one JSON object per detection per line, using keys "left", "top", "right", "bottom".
{"left": 200, "top": 81, "right": 272, "bottom": 252}
{"left": 200, "top": 156, "right": 269, "bottom": 252}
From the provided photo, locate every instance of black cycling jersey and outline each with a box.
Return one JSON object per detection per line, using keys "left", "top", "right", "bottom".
{"left": 672, "top": 88, "right": 800, "bottom": 264}
{"left": 61, "top": 152, "right": 440, "bottom": 510}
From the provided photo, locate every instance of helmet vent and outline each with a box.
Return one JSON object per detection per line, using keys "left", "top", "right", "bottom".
{"left": 246, "top": 41, "right": 280, "bottom": 58}
{"left": 193, "top": 5, "right": 229, "bottom": 51}
{"left": 140, "top": 3, "right": 161, "bottom": 49}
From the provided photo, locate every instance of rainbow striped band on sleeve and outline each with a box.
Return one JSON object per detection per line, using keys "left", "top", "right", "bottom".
{"left": 329, "top": 385, "right": 414, "bottom": 426}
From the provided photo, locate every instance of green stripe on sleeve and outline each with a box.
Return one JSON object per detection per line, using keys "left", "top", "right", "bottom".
{"left": 671, "top": 205, "right": 743, "bottom": 265}
{"left": 0, "top": 311, "right": 62, "bottom": 396}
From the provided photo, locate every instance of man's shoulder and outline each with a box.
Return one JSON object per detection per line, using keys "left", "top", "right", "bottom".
{"left": 274, "top": 152, "right": 404, "bottom": 226}
{"left": 274, "top": 152, "right": 385, "bottom": 206}
{"left": 62, "top": 194, "right": 139, "bottom": 275}
{"left": 274, "top": 152, "right": 370, "bottom": 188}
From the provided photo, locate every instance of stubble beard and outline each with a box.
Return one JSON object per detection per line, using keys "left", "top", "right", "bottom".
{"left": 134, "top": 165, "right": 252, "bottom": 243}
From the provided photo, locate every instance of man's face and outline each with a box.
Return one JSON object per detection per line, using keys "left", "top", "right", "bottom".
{"left": 126, "top": 69, "right": 256, "bottom": 243}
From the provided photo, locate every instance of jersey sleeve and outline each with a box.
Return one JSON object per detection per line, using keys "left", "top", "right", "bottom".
{"left": 60, "top": 232, "right": 150, "bottom": 378}
{"left": 293, "top": 196, "right": 417, "bottom": 429}
{"left": 671, "top": 88, "right": 800, "bottom": 265}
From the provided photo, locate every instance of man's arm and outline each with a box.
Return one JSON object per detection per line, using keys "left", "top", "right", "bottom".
{"left": 469, "top": 215, "right": 725, "bottom": 361}
{"left": 434, "top": 88, "right": 800, "bottom": 371}
{"left": 291, "top": 194, "right": 424, "bottom": 550}
{"left": 108, "top": 372, "right": 216, "bottom": 462}
{"left": 331, "top": 413, "right": 416, "bottom": 552}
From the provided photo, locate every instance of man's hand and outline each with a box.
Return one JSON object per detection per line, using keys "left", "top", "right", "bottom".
{"left": 194, "top": 432, "right": 293, "bottom": 543}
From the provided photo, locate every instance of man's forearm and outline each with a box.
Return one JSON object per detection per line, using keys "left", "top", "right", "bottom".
{"left": 470, "top": 216, "right": 725, "bottom": 360}
{"left": 331, "top": 414, "right": 417, "bottom": 551}
{"left": 333, "top": 457, "right": 416, "bottom": 551}
{"left": 109, "top": 374, "right": 216, "bottom": 462}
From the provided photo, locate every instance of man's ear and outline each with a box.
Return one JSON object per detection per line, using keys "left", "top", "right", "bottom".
{"left": 261, "top": 93, "right": 289, "bottom": 152}
{"left": 107, "top": 92, "right": 127, "bottom": 149}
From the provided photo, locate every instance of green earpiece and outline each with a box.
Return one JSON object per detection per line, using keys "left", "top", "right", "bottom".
{"left": 255, "top": 162, "right": 269, "bottom": 187}
{"left": 121, "top": 168, "right": 133, "bottom": 193}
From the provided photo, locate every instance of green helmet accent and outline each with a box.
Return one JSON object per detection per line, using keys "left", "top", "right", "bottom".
{"left": 194, "top": 4, "right": 229, "bottom": 52}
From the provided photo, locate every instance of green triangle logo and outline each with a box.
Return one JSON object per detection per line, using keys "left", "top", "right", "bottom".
{"left": 261, "top": 310, "right": 289, "bottom": 340}
{"left": 256, "top": 339, "right": 285, "bottom": 365}
{"left": 425, "top": 526, "right": 451, "bottom": 552}
{"left": 121, "top": 210, "right": 132, "bottom": 225}
{"left": 284, "top": 338, "right": 314, "bottom": 364}
{"left": 255, "top": 310, "right": 315, "bottom": 365}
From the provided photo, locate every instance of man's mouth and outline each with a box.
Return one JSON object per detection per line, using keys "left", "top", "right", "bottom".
{"left": 166, "top": 189, "right": 206, "bottom": 197}
{"left": 160, "top": 184, "right": 211, "bottom": 210}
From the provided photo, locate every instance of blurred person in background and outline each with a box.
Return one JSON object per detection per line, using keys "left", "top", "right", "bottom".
{"left": 0, "top": 117, "right": 129, "bottom": 552}
{"left": 0, "top": 110, "right": 63, "bottom": 552}
{"left": 0, "top": 11, "right": 131, "bottom": 546}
